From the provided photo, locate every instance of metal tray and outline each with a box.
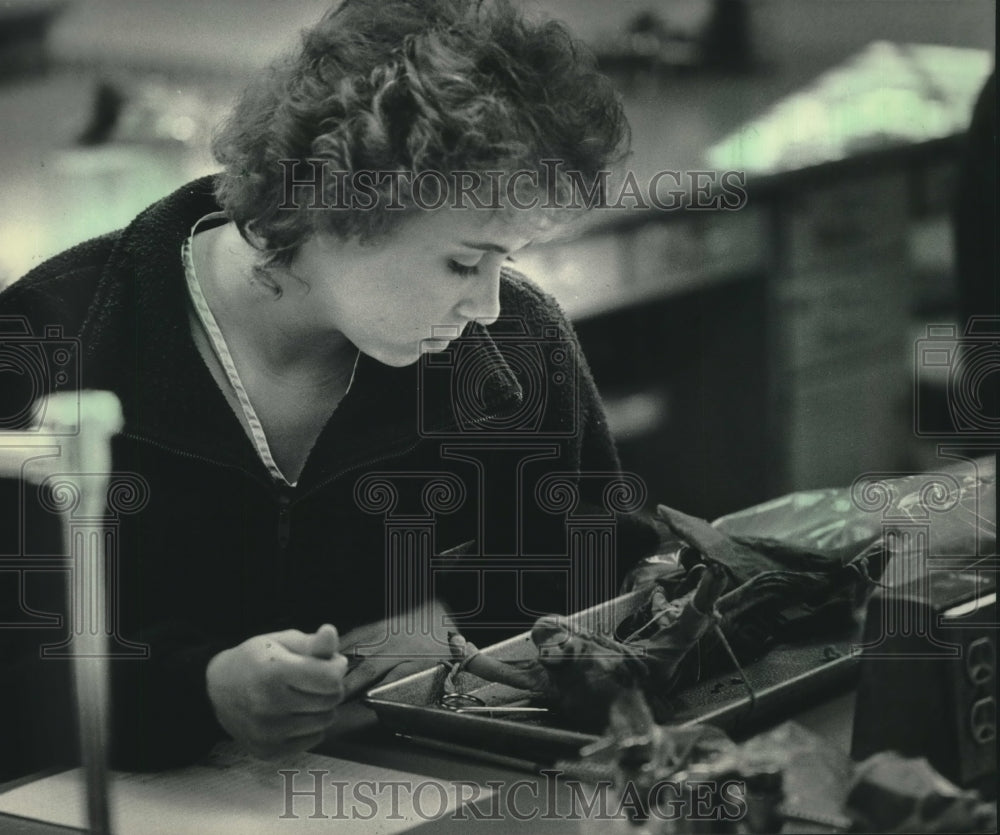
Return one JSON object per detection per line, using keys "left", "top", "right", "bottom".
{"left": 365, "top": 589, "right": 862, "bottom": 766}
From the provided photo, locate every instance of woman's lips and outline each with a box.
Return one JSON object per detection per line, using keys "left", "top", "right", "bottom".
{"left": 421, "top": 322, "right": 467, "bottom": 351}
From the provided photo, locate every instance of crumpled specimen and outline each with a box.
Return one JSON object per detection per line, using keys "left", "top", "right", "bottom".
{"left": 739, "top": 721, "right": 853, "bottom": 831}
{"left": 534, "top": 563, "right": 729, "bottom": 728}
{"left": 447, "top": 564, "right": 729, "bottom": 731}
{"left": 651, "top": 504, "right": 887, "bottom": 628}
{"left": 449, "top": 506, "right": 886, "bottom": 731}
{"left": 570, "top": 715, "right": 997, "bottom": 833}
{"left": 846, "top": 751, "right": 997, "bottom": 833}
{"left": 613, "top": 504, "right": 887, "bottom": 695}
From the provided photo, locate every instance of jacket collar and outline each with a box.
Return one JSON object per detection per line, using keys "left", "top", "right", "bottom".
{"left": 78, "top": 176, "right": 524, "bottom": 492}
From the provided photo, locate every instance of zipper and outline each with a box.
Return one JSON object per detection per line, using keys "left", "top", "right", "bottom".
{"left": 276, "top": 492, "right": 292, "bottom": 550}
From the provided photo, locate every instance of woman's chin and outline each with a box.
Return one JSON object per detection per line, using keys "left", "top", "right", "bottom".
{"left": 420, "top": 338, "right": 452, "bottom": 356}
{"left": 365, "top": 343, "right": 436, "bottom": 367}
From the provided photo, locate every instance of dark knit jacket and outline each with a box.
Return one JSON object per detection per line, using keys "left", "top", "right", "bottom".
{"left": 0, "top": 177, "right": 658, "bottom": 775}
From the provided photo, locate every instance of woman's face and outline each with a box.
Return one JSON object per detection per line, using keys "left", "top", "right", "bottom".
{"left": 288, "top": 208, "right": 536, "bottom": 367}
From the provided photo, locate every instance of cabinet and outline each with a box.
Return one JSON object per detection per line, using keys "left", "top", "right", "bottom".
{"left": 519, "top": 138, "right": 965, "bottom": 517}
{"left": 768, "top": 170, "right": 912, "bottom": 490}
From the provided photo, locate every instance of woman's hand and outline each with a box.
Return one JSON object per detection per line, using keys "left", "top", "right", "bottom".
{"left": 205, "top": 624, "right": 348, "bottom": 759}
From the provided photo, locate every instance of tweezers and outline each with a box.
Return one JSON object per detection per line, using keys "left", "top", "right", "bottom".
{"left": 452, "top": 706, "right": 550, "bottom": 715}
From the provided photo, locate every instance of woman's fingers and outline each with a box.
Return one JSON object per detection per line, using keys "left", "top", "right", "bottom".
{"left": 268, "top": 628, "right": 314, "bottom": 655}
{"left": 207, "top": 627, "right": 356, "bottom": 760}
{"left": 306, "top": 624, "right": 340, "bottom": 659}
{"left": 268, "top": 624, "right": 340, "bottom": 658}
{"left": 283, "top": 652, "right": 349, "bottom": 697}
{"left": 259, "top": 627, "right": 349, "bottom": 696}
{"left": 285, "top": 687, "right": 345, "bottom": 712}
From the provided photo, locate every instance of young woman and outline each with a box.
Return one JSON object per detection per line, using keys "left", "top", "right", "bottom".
{"left": 0, "top": 0, "right": 662, "bottom": 774}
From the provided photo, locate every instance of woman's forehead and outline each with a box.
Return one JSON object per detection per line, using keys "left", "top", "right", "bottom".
{"left": 394, "top": 205, "right": 536, "bottom": 248}
{"left": 409, "top": 203, "right": 571, "bottom": 247}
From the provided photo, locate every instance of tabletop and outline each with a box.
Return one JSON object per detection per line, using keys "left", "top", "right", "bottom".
{"left": 0, "top": 685, "right": 856, "bottom": 834}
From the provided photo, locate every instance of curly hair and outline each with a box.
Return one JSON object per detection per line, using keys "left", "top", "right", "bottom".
{"left": 211, "top": 0, "right": 630, "bottom": 271}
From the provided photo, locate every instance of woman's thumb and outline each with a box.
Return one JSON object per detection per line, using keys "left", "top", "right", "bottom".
{"left": 307, "top": 623, "right": 340, "bottom": 659}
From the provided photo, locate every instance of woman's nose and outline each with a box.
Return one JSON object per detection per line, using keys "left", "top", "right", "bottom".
{"left": 456, "top": 264, "right": 502, "bottom": 326}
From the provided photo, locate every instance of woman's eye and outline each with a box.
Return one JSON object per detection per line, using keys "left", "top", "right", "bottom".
{"left": 447, "top": 259, "right": 480, "bottom": 277}
{"left": 447, "top": 255, "right": 516, "bottom": 277}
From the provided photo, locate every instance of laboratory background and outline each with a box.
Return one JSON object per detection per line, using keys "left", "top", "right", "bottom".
{"left": 0, "top": 0, "right": 995, "bottom": 518}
